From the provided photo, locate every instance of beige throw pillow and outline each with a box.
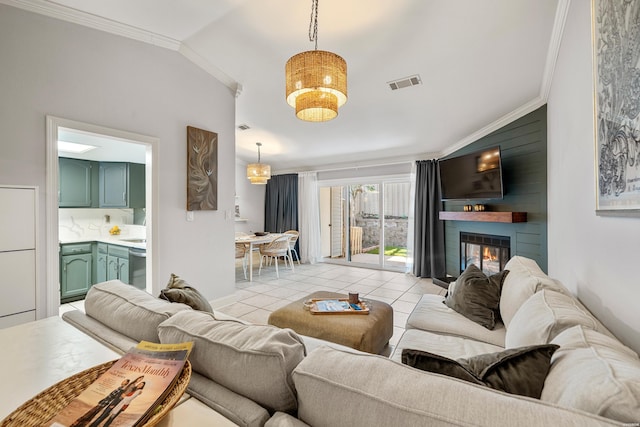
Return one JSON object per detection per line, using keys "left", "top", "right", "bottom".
{"left": 505, "top": 289, "right": 606, "bottom": 348}
{"left": 542, "top": 325, "right": 640, "bottom": 423}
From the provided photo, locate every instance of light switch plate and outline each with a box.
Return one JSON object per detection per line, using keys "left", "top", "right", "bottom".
{"left": 186, "top": 211, "right": 194, "bottom": 222}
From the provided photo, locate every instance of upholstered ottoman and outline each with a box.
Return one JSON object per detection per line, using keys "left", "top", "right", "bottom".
{"left": 268, "top": 291, "right": 393, "bottom": 354}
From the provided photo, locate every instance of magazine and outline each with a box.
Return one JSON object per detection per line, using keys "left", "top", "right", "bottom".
{"left": 43, "top": 341, "right": 192, "bottom": 427}
{"left": 314, "top": 299, "right": 350, "bottom": 312}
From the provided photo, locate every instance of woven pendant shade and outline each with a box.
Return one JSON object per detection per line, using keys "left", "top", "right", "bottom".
{"left": 285, "top": 50, "right": 347, "bottom": 122}
{"left": 247, "top": 163, "right": 271, "bottom": 184}
{"left": 246, "top": 142, "right": 271, "bottom": 184}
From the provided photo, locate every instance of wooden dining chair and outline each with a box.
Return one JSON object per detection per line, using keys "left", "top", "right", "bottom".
{"left": 258, "top": 235, "right": 294, "bottom": 278}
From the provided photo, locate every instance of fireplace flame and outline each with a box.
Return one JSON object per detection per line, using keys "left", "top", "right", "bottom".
{"left": 483, "top": 247, "right": 497, "bottom": 262}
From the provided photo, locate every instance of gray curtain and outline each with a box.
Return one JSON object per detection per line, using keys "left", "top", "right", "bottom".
{"left": 264, "top": 174, "right": 298, "bottom": 234}
{"left": 413, "top": 160, "right": 446, "bottom": 278}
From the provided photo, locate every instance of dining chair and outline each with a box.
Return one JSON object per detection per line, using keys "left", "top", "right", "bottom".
{"left": 258, "top": 235, "right": 294, "bottom": 278}
{"left": 284, "top": 230, "right": 301, "bottom": 265}
{"left": 235, "top": 242, "right": 247, "bottom": 279}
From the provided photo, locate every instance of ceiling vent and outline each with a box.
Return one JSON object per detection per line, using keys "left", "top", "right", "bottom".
{"left": 388, "top": 75, "right": 422, "bottom": 91}
{"left": 237, "top": 124, "right": 250, "bottom": 131}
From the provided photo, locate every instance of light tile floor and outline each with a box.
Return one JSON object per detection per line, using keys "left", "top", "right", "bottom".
{"left": 59, "top": 259, "right": 447, "bottom": 355}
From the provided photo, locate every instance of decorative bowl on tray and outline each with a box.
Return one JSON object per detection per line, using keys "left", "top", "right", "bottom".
{"left": 254, "top": 232, "right": 270, "bottom": 236}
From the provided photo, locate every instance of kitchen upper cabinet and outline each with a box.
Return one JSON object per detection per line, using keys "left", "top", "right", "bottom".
{"left": 99, "top": 162, "right": 145, "bottom": 208}
{"left": 59, "top": 158, "right": 97, "bottom": 208}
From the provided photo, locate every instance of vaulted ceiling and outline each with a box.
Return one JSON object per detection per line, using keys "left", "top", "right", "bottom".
{"left": 7, "top": 0, "right": 566, "bottom": 171}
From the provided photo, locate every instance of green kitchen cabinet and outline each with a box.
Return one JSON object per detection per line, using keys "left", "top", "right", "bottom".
{"left": 58, "top": 158, "right": 98, "bottom": 208}
{"left": 96, "top": 243, "right": 108, "bottom": 284}
{"left": 60, "top": 243, "right": 93, "bottom": 303}
{"left": 106, "top": 244, "right": 129, "bottom": 284}
{"left": 99, "top": 162, "right": 145, "bottom": 208}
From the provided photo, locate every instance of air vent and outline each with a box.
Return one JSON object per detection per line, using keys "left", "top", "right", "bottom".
{"left": 388, "top": 74, "right": 422, "bottom": 91}
{"left": 237, "top": 124, "right": 250, "bottom": 131}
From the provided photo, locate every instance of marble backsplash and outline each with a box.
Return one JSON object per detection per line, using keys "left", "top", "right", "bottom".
{"left": 59, "top": 208, "right": 146, "bottom": 242}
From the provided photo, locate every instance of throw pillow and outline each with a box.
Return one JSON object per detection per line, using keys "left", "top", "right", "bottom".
{"left": 402, "top": 344, "right": 559, "bottom": 399}
{"left": 444, "top": 264, "right": 509, "bottom": 330}
{"left": 158, "top": 273, "right": 213, "bottom": 312}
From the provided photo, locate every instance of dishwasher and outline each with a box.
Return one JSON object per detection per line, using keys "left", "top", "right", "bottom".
{"left": 129, "top": 247, "right": 146, "bottom": 290}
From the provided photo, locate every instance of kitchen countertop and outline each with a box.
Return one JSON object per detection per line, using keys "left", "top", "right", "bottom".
{"left": 59, "top": 236, "right": 146, "bottom": 250}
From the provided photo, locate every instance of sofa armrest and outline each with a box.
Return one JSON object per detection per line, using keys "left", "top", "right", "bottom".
{"left": 62, "top": 310, "right": 137, "bottom": 354}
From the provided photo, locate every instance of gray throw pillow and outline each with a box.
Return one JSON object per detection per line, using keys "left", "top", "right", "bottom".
{"left": 159, "top": 273, "right": 213, "bottom": 312}
{"left": 402, "top": 344, "right": 559, "bottom": 399}
{"left": 444, "top": 264, "right": 508, "bottom": 329}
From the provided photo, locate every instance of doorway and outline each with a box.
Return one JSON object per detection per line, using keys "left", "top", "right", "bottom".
{"left": 45, "top": 116, "right": 158, "bottom": 317}
{"left": 319, "top": 179, "right": 411, "bottom": 271}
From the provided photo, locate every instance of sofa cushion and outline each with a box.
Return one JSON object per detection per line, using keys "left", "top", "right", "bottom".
{"left": 390, "top": 328, "right": 503, "bottom": 364}
{"left": 406, "top": 294, "right": 506, "bottom": 347}
{"left": 401, "top": 344, "right": 559, "bottom": 399}
{"left": 159, "top": 273, "right": 213, "bottom": 312}
{"left": 505, "top": 290, "right": 608, "bottom": 348}
{"left": 444, "top": 264, "right": 508, "bottom": 330}
{"left": 541, "top": 325, "right": 640, "bottom": 423}
{"left": 499, "top": 256, "right": 568, "bottom": 327}
{"left": 84, "top": 280, "right": 192, "bottom": 343}
{"left": 157, "top": 310, "right": 305, "bottom": 413}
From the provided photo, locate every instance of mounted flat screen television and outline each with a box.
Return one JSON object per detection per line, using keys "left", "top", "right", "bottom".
{"left": 439, "top": 146, "right": 504, "bottom": 200}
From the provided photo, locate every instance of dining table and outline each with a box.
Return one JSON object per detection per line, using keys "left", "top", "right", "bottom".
{"left": 235, "top": 233, "right": 294, "bottom": 281}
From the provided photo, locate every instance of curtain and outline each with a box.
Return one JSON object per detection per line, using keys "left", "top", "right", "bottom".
{"left": 264, "top": 174, "right": 298, "bottom": 233}
{"left": 298, "top": 172, "right": 322, "bottom": 264}
{"left": 413, "top": 160, "right": 446, "bottom": 278}
{"left": 405, "top": 163, "right": 417, "bottom": 273}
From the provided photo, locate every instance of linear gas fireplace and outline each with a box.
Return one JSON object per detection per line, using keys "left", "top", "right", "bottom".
{"left": 460, "top": 232, "right": 510, "bottom": 275}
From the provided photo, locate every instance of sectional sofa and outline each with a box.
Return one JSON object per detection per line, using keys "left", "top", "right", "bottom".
{"left": 61, "top": 256, "right": 640, "bottom": 427}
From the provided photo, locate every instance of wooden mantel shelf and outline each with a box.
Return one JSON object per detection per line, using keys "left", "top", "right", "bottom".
{"left": 439, "top": 211, "right": 527, "bottom": 223}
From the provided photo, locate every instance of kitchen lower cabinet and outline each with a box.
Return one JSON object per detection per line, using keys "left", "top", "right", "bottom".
{"left": 105, "top": 244, "right": 129, "bottom": 284}
{"left": 60, "top": 243, "right": 93, "bottom": 303}
{"left": 96, "top": 243, "right": 108, "bottom": 284}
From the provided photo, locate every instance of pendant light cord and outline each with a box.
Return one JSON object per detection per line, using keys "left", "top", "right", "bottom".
{"left": 309, "top": 0, "right": 319, "bottom": 50}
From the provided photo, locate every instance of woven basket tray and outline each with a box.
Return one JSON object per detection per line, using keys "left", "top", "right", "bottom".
{"left": 0, "top": 359, "right": 191, "bottom": 427}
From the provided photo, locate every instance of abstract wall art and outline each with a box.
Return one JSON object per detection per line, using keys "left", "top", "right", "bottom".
{"left": 187, "top": 126, "right": 218, "bottom": 211}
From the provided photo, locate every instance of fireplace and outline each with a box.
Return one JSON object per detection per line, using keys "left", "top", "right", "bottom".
{"left": 460, "top": 232, "right": 510, "bottom": 275}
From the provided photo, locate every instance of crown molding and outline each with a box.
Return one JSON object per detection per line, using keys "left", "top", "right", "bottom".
{"left": 439, "top": 96, "right": 547, "bottom": 158}
{"left": 0, "top": 0, "right": 180, "bottom": 50}
{"left": 540, "top": 0, "right": 571, "bottom": 101}
{"left": 178, "top": 43, "right": 239, "bottom": 93}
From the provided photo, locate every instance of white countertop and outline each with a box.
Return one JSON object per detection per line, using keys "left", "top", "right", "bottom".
{"left": 60, "top": 236, "right": 146, "bottom": 250}
{"left": 0, "top": 317, "right": 121, "bottom": 420}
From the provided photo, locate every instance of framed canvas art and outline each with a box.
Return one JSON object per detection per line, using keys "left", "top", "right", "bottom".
{"left": 187, "top": 126, "right": 218, "bottom": 211}
{"left": 593, "top": 0, "right": 640, "bottom": 215}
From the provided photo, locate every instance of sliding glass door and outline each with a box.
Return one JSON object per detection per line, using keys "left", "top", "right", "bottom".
{"left": 319, "top": 178, "right": 410, "bottom": 271}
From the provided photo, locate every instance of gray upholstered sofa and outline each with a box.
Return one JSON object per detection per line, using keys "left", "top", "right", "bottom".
{"left": 62, "top": 256, "right": 640, "bottom": 427}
